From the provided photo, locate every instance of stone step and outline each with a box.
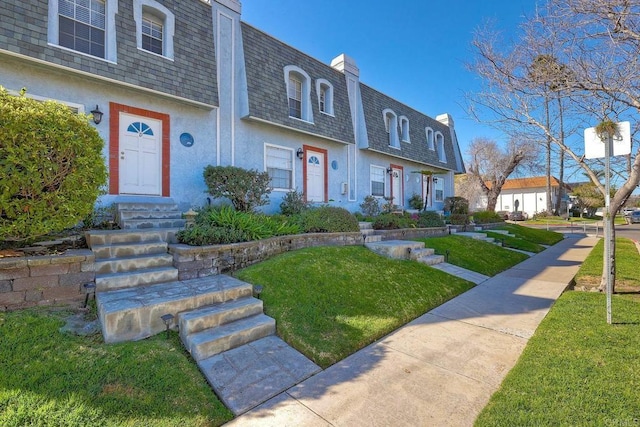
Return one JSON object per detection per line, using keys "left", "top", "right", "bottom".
{"left": 364, "top": 235, "right": 383, "bottom": 243}
{"left": 90, "top": 241, "right": 169, "bottom": 259}
{"left": 416, "top": 254, "right": 445, "bottom": 266}
{"left": 95, "top": 253, "right": 174, "bottom": 274}
{"left": 184, "top": 314, "right": 276, "bottom": 361}
{"left": 118, "top": 209, "right": 184, "bottom": 220}
{"left": 120, "top": 218, "right": 187, "bottom": 229}
{"left": 115, "top": 202, "right": 179, "bottom": 212}
{"left": 360, "top": 229, "right": 376, "bottom": 236}
{"left": 97, "top": 275, "right": 253, "bottom": 343}
{"left": 365, "top": 240, "right": 425, "bottom": 260}
{"left": 95, "top": 266, "right": 179, "bottom": 292}
{"left": 179, "top": 297, "right": 264, "bottom": 338}
{"left": 86, "top": 229, "right": 181, "bottom": 246}
{"left": 358, "top": 222, "right": 373, "bottom": 230}
{"left": 409, "top": 247, "right": 435, "bottom": 260}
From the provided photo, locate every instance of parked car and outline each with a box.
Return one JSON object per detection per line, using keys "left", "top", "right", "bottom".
{"left": 631, "top": 211, "right": 640, "bottom": 224}
{"left": 623, "top": 207, "right": 637, "bottom": 217}
{"left": 508, "top": 211, "right": 527, "bottom": 221}
{"left": 496, "top": 211, "right": 510, "bottom": 220}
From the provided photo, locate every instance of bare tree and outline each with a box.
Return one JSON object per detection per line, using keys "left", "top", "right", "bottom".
{"left": 466, "top": 0, "right": 640, "bottom": 292}
{"left": 467, "top": 137, "right": 537, "bottom": 212}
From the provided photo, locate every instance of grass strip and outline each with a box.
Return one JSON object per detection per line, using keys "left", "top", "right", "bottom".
{"left": 234, "top": 246, "right": 474, "bottom": 368}
{"left": 476, "top": 292, "right": 640, "bottom": 426}
{"left": 575, "top": 237, "right": 640, "bottom": 292}
{"left": 494, "top": 223, "right": 564, "bottom": 245}
{"left": 416, "top": 235, "right": 529, "bottom": 276}
{"left": 0, "top": 309, "right": 233, "bottom": 427}
{"left": 484, "top": 231, "right": 545, "bottom": 253}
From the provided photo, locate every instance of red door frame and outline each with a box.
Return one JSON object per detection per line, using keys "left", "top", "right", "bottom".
{"left": 302, "top": 145, "right": 328, "bottom": 203}
{"left": 390, "top": 163, "right": 403, "bottom": 207}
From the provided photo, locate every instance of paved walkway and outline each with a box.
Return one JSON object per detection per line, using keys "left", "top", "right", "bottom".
{"left": 225, "top": 234, "right": 597, "bottom": 426}
{"left": 431, "top": 262, "right": 489, "bottom": 284}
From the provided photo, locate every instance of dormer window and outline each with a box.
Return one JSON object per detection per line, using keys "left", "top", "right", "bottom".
{"left": 142, "top": 13, "right": 163, "bottom": 55}
{"left": 284, "top": 66, "right": 313, "bottom": 122}
{"left": 316, "top": 79, "right": 334, "bottom": 116}
{"left": 426, "top": 127, "right": 435, "bottom": 150}
{"left": 288, "top": 76, "right": 302, "bottom": 118}
{"left": 399, "top": 116, "right": 410, "bottom": 142}
{"left": 134, "top": 0, "right": 175, "bottom": 59}
{"left": 382, "top": 109, "right": 400, "bottom": 148}
{"left": 436, "top": 132, "right": 446, "bottom": 162}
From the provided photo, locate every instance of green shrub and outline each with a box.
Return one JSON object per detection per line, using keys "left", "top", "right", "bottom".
{"left": 473, "top": 210, "right": 505, "bottom": 224}
{"left": 416, "top": 211, "right": 445, "bottom": 227}
{"left": 408, "top": 193, "right": 424, "bottom": 210}
{"left": 280, "top": 190, "right": 309, "bottom": 216}
{"left": 372, "top": 213, "right": 414, "bottom": 230}
{"left": 449, "top": 213, "right": 470, "bottom": 226}
{"left": 0, "top": 87, "right": 108, "bottom": 242}
{"left": 300, "top": 206, "right": 360, "bottom": 233}
{"left": 177, "top": 225, "right": 250, "bottom": 245}
{"left": 359, "top": 195, "right": 380, "bottom": 217}
{"left": 203, "top": 165, "right": 271, "bottom": 212}
{"left": 444, "top": 196, "right": 469, "bottom": 214}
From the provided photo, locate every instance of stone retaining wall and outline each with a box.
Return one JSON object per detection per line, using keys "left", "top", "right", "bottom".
{"left": 0, "top": 250, "right": 95, "bottom": 311}
{"left": 373, "top": 227, "right": 447, "bottom": 240}
{"left": 169, "top": 232, "right": 364, "bottom": 280}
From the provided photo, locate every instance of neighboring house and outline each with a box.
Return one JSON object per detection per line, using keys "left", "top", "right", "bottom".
{"left": 0, "top": 0, "right": 465, "bottom": 214}
{"left": 492, "top": 176, "right": 571, "bottom": 218}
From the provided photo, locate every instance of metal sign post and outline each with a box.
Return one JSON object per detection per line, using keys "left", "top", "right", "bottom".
{"left": 584, "top": 121, "right": 631, "bottom": 325}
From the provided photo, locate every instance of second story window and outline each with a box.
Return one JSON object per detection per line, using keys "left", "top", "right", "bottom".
{"left": 142, "top": 14, "right": 163, "bottom": 55}
{"left": 426, "top": 127, "right": 435, "bottom": 150}
{"left": 382, "top": 109, "right": 400, "bottom": 148}
{"left": 316, "top": 79, "right": 334, "bottom": 115}
{"left": 58, "top": 0, "right": 106, "bottom": 58}
{"left": 400, "top": 116, "right": 410, "bottom": 142}
{"left": 288, "top": 76, "right": 302, "bottom": 119}
{"left": 436, "top": 132, "right": 447, "bottom": 162}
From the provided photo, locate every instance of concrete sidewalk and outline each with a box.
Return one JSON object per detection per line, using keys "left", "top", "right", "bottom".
{"left": 225, "top": 234, "right": 598, "bottom": 427}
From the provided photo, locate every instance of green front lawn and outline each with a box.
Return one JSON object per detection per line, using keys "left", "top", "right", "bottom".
{"left": 415, "top": 235, "right": 529, "bottom": 276}
{"left": 574, "top": 237, "right": 640, "bottom": 292}
{"left": 494, "top": 223, "right": 564, "bottom": 245}
{"left": 0, "top": 309, "right": 233, "bottom": 427}
{"left": 484, "top": 231, "right": 545, "bottom": 253}
{"left": 475, "top": 292, "right": 640, "bottom": 426}
{"left": 234, "top": 246, "right": 474, "bottom": 368}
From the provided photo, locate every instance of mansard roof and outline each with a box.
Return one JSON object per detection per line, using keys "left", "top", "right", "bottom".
{"left": 359, "top": 83, "right": 461, "bottom": 172}
{"left": 241, "top": 22, "right": 355, "bottom": 144}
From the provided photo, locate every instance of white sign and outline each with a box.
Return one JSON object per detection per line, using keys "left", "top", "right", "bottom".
{"left": 584, "top": 121, "right": 631, "bottom": 159}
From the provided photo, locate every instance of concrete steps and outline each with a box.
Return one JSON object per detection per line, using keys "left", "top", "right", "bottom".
{"left": 94, "top": 253, "right": 174, "bottom": 274}
{"left": 96, "top": 275, "right": 254, "bottom": 343}
{"left": 95, "top": 266, "right": 179, "bottom": 292}
{"left": 115, "top": 202, "right": 186, "bottom": 230}
{"left": 365, "top": 240, "right": 444, "bottom": 266}
{"left": 185, "top": 313, "right": 276, "bottom": 361}
{"left": 456, "top": 232, "right": 496, "bottom": 244}
{"left": 358, "top": 222, "right": 382, "bottom": 243}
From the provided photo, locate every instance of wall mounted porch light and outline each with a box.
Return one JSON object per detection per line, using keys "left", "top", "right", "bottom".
{"left": 296, "top": 148, "right": 304, "bottom": 159}
{"left": 386, "top": 167, "right": 393, "bottom": 175}
{"left": 90, "top": 105, "right": 103, "bottom": 125}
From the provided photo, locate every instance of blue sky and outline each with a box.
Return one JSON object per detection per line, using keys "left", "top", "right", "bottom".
{"left": 242, "top": 0, "right": 537, "bottom": 157}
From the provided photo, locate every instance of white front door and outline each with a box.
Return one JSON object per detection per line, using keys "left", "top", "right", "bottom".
{"left": 306, "top": 149, "right": 325, "bottom": 203}
{"left": 119, "top": 113, "right": 161, "bottom": 195}
{"left": 391, "top": 166, "right": 403, "bottom": 208}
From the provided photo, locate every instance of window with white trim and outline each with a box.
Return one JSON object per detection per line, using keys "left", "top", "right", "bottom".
{"left": 265, "top": 144, "right": 294, "bottom": 190}
{"left": 436, "top": 132, "right": 446, "bottom": 162}
{"left": 134, "top": 0, "right": 175, "bottom": 59}
{"left": 434, "top": 176, "right": 444, "bottom": 202}
{"left": 426, "top": 127, "right": 434, "bottom": 150}
{"left": 49, "top": 0, "right": 117, "bottom": 61}
{"left": 382, "top": 109, "right": 399, "bottom": 148}
{"left": 370, "top": 165, "right": 386, "bottom": 197}
{"left": 58, "top": 0, "right": 106, "bottom": 58}
{"left": 284, "top": 66, "right": 313, "bottom": 122}
{"left": 316, "top": 79, "right": 334, "bottom": 115}
{"left": 399, "top": 116, "right": 410, "bottom": 142}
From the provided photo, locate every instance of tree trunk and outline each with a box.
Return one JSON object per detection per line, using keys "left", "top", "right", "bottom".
{"left": 555, "top": 96, "right": 565, "bottom": 215}
{"left": 598, "top": 209, "right": 616, "bottom": 293}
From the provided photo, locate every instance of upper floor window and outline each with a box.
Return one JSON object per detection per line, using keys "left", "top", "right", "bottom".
{"left": 265, "top": 144, "right": 294, "bottom": 190}
{"left": 58, "top": 0, "right": 105, "bottom": 58}
{"left": 316, "top": 79, "right": 334, "bottom": 116}
{"left": 288, "top": 76, "right": 302, "bottom": 118}
{"left": 382, "top": 108, "right": 399, "bottom": 148}
{"left": 49, "top": 0, "right": 117, "bottom": 62}
{"left": 435, "top": 132, "right": 446, "bottom": 162}
{"left": 284, "top": 66, "right": 313, "bottom": 122}
{"left": 134, "top": 0, "right": 175, "bottom": 59}
{"left": 426, "top": 127, "right": 435, "bottom": 150}
{"left": 399, "top": 116, "right": 410, "bottom": 142}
